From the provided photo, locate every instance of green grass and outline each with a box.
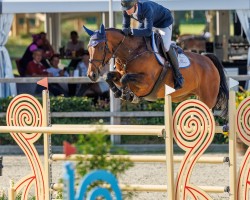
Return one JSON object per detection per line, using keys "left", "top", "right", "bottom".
{"left": 6, "top": 35, "right": 31, "bottom": 75}
{"left": 179, "top": 24, "right": 206, "bottom": 35}
{"left": 180, "top": 23, "right": 235, "bottom": 36}
{"left": 6, "top": 34, "right": 32, "bottom": 56}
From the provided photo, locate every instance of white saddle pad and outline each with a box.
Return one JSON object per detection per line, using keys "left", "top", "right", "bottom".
{"left": 152, "top": 32, "right": 190, "bottom": 68}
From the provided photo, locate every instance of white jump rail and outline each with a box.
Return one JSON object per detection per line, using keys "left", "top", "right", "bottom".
{"left": 51, "top": 154, "right": 229, "bottom": 164}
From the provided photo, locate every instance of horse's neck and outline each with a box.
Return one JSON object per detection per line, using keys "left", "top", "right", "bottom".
{"left": 106, "top": 31, "right": 123, "bottom": 50}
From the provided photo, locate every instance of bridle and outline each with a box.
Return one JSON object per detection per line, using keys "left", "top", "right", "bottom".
{"left": 88, "top": 42, "right": 110, "bottom": 73}
{"left": 88, "top": 36, "right": 126, "bottom": 73}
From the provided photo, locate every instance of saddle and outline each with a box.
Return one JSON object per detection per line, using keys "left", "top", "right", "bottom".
{"left": 150, "top": 31, "right": 188, "bottom": 67}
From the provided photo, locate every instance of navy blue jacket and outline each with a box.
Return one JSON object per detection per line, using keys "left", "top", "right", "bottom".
{"left": 122, "top": 1, "right": 173, "bottom": 37}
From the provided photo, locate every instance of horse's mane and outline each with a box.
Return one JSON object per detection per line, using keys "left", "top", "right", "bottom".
{"left": 105, "top": 27, "right": 146, "bottom": 47}
{"left": 105, "top": 28, "right": 125, "bottom": 35}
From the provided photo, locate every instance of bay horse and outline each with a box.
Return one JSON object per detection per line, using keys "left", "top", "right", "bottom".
{"left": 83, "top": 24, "right": 228, "bottom": 117}
{"left": 177, "top": 34, "right": 207, "bottom": 54}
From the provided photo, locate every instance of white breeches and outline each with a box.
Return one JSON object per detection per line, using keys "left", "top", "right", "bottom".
{"left": 153, "top": 25, "right": 172, "bottom": 51}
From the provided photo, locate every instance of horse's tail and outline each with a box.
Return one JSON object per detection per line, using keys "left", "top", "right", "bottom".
{"left": 205, "top": 53, "right": 229, "bottom": 119}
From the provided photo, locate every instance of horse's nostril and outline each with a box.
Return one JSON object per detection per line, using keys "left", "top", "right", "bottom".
{"left": 88, "top": 71, "right": 98, "bottom": 81}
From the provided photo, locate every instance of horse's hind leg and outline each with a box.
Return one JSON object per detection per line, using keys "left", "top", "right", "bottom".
{"left": 103, "top": 72, "right": 122, "bottom": 98}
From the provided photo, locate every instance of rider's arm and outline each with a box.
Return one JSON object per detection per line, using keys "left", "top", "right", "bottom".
{"left": 131, "top": 6, "right": 153, "bottom": 37}
{"left": 122, "top": 11, "right": 131, "bottom": 28}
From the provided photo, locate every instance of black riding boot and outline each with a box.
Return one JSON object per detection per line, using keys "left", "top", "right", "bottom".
{"left": 167, "top": 47, "right": 184, "bottom": 90}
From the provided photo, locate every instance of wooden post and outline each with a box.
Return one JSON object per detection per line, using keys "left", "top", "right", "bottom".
{"left": 229, "top": 90, "right": 237, "bottom": 200}
{"left": 11, "top": 14, "right": 17, "bottom": 37}
{"left": 8, "top": 180, "right": 15, "bottom": 200}
{"left": 165, "top": 87, "right": 175, "bottom": 200}
{"left": 43, "top": 90, "right": 51, "bottom": 200}
{"left": 216, "top": 10, "right": 230, "bottom": 61}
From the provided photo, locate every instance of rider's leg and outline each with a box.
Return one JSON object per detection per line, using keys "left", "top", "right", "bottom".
{"left": 167, "top": 47, "right": 184, "bottom": 89}
{"left": 158, "top": 25, "right": 184, "bottom": 89}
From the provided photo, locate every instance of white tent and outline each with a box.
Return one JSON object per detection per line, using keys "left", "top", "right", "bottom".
{"left": 1, "top": 0, "right": 250, "bottom": 13}
{"left": 0, "top": 13, "right": 16, "bottom": 97}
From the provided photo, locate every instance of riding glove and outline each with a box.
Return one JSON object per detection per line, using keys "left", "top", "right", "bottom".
{"left": 122, "top": 28, "right": 132, "bottom": 36}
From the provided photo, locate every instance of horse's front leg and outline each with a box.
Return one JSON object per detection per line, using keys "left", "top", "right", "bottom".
{"left": 103, "top": 71, "right": 122, "bottom": 98}
{"left": 120, "top": 73, "right": 143, "bottom": 103}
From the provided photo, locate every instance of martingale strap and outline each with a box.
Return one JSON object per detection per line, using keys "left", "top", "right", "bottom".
{"left": 142, "top": 65, "right": 168, "bottom": 102}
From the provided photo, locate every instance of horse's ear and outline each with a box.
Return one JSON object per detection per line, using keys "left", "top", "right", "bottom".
{"left": 83, "top": 25, "right": 94, "bottom": 36}
{"left": 100, "top": 24, "right": 105, "bottom": 35}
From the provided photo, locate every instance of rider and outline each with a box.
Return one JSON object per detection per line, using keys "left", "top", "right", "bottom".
{"left": 121, "top": 0, "right": 184, "bottom": 89}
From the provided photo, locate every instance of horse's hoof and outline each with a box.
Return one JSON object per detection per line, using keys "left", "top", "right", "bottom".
{"left": 119, "top": 93, "right": 131, "bottom": 101}
{"left": 131, "top": 95, "right": 141, "bottom": 104}
{"left": 127, "top": 94, "right": 133, "bottom": 102}
{"left": 114, "top": 90, "right": 122, "bottom": 98}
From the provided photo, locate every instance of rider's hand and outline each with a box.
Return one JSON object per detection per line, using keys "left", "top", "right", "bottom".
{"left": 122, "top": 28, "right": 132, "bottom": 36}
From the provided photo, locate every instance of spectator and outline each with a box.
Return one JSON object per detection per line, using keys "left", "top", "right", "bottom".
{"left": 26, "top": 50, "right": 68, "bottom": 97}
{"left": 19, "top": 34, "right": 48, "bottom": 76}
{"left": 47, "top": 54, "right": 69, "bottom": 96}
{"left": 25, "top": 49, "right": 50, "bottom": 77}
{"left": 75, "top": 54, "right": 109, "bottom": 101}
{"left": 75, "top": 54, "right": 90, "bottom": 96}
{"left": 76, "top": 54, "right": 89, "bottom": 76}
{"left": 40, "top": 32, "right": 55, "bottom": 59}
{"left": 19, "top": 33, "right": 52, "bottom": 76}
{"left": 64, "top": 31, "right": 85, "bottom": 96}
{"left": 66, "top": 31, "right": 84, "bottom": 57}
{"left": 47, "top": 54, "right": 69, "bottom": 77}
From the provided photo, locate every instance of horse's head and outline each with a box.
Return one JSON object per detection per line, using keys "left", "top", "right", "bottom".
{"left": 83, "top": 24, "right": 111, "bottom": 82}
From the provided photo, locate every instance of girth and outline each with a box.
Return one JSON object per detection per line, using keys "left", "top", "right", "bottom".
{"left": 141, "top": 64, "right": 168, "bottom": 101}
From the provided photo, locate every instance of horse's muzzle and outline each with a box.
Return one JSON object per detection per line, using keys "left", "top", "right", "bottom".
{"left": 88, "top": 71, "right": 99, "bottom": 82}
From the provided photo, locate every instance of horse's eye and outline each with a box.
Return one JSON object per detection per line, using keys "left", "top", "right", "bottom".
{"left": 99, "top": 46, "right": 104, "bottom": 51}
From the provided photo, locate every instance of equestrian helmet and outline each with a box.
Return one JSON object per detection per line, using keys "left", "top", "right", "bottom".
{"left": 121, "top": 0, "right": 138, "bottom": 11}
